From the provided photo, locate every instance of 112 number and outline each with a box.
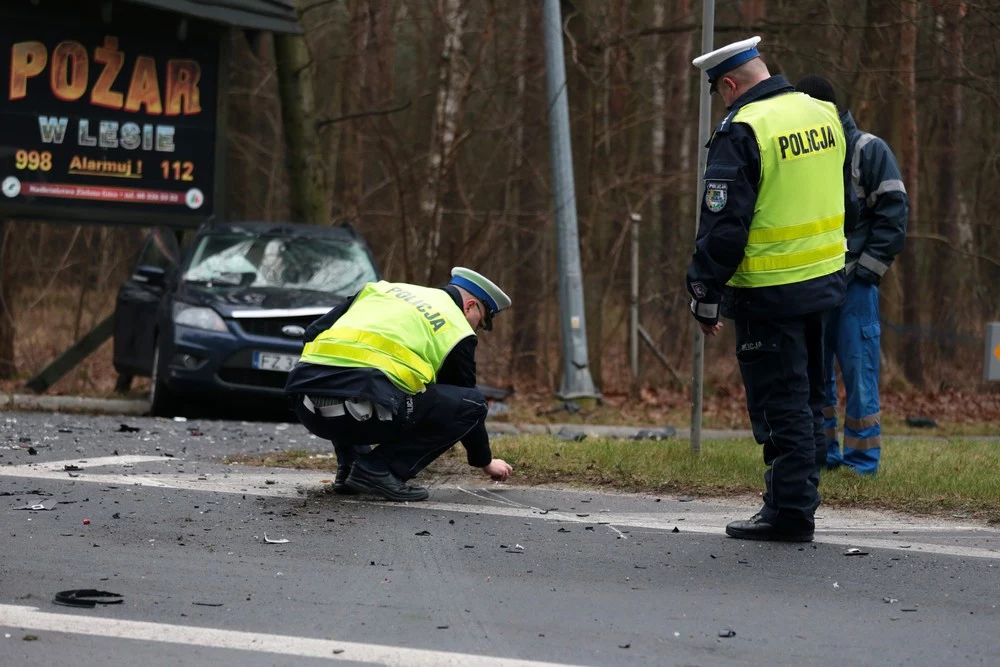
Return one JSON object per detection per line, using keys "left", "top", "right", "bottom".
{"left": 161, "top": 160, "right": 194, "bottom": 181}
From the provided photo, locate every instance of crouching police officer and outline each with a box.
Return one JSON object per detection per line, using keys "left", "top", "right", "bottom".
{"left": 285, "top": 267, "right": 514, "bottom": 501}
{"left": 687, "top": 37, "right": 854, "bottom": 541}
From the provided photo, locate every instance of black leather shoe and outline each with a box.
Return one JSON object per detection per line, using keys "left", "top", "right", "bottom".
{"left": 345, "top": 461, "right": 429, "bottom": 502}
{"left": 333, "top": 462, "right": 357, "bottom": 495}
{"left": 725, "top": 513, "right": 814, "bottom": 542}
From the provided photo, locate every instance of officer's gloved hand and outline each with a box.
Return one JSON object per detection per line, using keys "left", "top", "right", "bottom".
{"left": 689, "top": 298, "right": 720, "bottom": 327}
{"left": 687, "top": 280, "right": 720, "bottom": 327}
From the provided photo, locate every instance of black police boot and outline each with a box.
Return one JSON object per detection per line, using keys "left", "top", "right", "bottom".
{"left": 332, "top": 442, "right": 358, "bottom": 495}
{"left": 725, "top": 512, "right": 814, "bottom": 542}
{"left": 344, "top": 455, "right": 428, "bottom": 502}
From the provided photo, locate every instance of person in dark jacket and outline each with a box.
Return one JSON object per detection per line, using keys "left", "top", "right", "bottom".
{"left": 285, "top": 267, "right": 513, "bottom": 501}
{"left": 688, "top": 37, "right": 854, "bottom": 542}
{"left": 797, "top": 74, "right": 909, "bottom": 476}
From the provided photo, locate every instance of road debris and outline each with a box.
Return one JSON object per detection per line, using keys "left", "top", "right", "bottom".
{"left": 415, "top": 530, "right": 431, "bottom": 536}
{"left": 53, "top": 589, "right": 123, "bottom": 608}
{"left": 15, "top": 502, "right": 55, "bottom": 511}
{"left": 845, "top": 548, "right": 869, "bottom": 556}
{"left": 718, "top": 628, "right": 736, "bottom": 638}
{"left": 263, "top": 534, "right": 289, "bottom": 544}
{"left": 117, "top": 424, "right": 140, "bottom": 433}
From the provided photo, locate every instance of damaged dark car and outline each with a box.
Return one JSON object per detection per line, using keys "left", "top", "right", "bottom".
{"left": 113, "top": 222, "right": 380, "bottom": 417}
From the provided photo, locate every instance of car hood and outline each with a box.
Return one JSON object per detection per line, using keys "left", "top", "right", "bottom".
{"left": 176, "top": 283, "right": 345, "bottom": 317}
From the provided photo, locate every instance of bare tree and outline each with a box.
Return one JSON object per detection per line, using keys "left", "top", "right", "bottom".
{"left": 274, "top": 0, "right": 329, "bottom": 225}
{"left": 422, "top": 0, "right": 468, "bottom": 282}
{"left": 0, "top": 221, "right": 14, "bottom": 378}
{"left": 931, "top": 0, "right": 966, "bottom": 358}
{"left": 898, "top": 0, "right": 924, "bottom": 386}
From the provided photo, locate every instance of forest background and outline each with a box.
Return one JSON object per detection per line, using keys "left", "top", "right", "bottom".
{"left": 1, "top": 0, "right": 998, "bottom": 426}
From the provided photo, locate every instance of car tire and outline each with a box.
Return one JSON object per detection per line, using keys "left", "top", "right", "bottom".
{"left": 149, "top": 341, "right": 179, "bottom": 418}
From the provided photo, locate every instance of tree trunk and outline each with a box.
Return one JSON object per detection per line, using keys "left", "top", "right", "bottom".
{"left": 932, "top": 0, "right": 966, "bottom": 358}
{"left": 422, "top": 0, "right": 467, "bottom": 282}
{"left": 0, "top": 221, "right": 15, "bottom": 379}
{"left": 658, "top": 0, "right": 692, "bottom": 352}
{"left": 274, "top": 3, "right": 328, "bottom": 226}
{"left": 338, "top": 0, "right": 369, "bottom": 223}
{"left": 898, "top": 0, "right": 923, "bottom": 387}
{"left": 511, "top": 2, "right": 542, "bottom": 382}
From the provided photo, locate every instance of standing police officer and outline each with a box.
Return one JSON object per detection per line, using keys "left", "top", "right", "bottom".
{"left": 797, "top": 74, "right": 909, "bottom": 476}
{"left": 285, "top": 267, "right": 514, "bottom": 502}
{"left": 687, "top": 37, "right": 853, "bottom": 542}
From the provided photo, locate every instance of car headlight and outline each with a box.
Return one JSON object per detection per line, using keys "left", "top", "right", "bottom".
{"left": 172, "top": 302, "right": 228, "bottom": 332}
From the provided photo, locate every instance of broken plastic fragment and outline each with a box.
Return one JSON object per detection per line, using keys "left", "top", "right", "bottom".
{"left": 53, "top": 589, "right": 123, "bottom": 608}
{"left": 263, "top": 534, "right": 289, "bottom": 544}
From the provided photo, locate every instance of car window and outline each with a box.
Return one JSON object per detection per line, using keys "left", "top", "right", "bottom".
{"left": 182, "top": 233, "right": 377, "bottom": 295}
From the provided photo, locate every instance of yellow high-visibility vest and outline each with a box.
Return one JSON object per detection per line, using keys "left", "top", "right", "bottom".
{"left": 300, "top": 281, "right": 473, "bottom": 394}
{"left": 727, "top": 93, "right": 847, "bottom": 288}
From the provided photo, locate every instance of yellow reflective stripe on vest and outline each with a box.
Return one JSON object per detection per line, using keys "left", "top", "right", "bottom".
{"left": 302, "top": 340, "right": 426, "bottom": 393}
{"left": 319, "top": 327, "right": 434, "bottom": 380}
{"left": 737, "top": 239, "right": 845, "bottom": 273}
{"left": 747, "top": 213, "right": 843, "bottom": 245}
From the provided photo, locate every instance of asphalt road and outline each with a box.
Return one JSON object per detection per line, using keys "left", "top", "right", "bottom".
{"left": 1, "top": 411, "right": 998, "bottom": 666}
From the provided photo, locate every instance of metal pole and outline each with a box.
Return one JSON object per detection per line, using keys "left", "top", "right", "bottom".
{"left": 690, "top": 0, "right": 715, "bottom": 455}
{"left": 630, "top": 213, "right": 640, "bottom": 380}
{"left": 542, "top": 0, "right": 599, "bottom": 400}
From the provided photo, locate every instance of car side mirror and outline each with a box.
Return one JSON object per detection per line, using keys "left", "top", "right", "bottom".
{"left": 133, "top": 265, "right": 166, "bottom": 288}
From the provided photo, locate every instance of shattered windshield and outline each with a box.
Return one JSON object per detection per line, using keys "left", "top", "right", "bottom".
{"left": 182, "top": 232, "right": 377, "bottom": 295}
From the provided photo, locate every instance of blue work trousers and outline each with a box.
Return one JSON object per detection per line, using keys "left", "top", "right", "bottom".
{"left": 823, "top": 280, "right": 881, "bottom": 474}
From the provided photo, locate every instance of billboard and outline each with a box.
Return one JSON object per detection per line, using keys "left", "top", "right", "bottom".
{"left": 0, "top": 13, "right": 221, "bottom": 226}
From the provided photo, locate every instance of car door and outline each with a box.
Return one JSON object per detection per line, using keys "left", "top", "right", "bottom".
{"left": 113, "top": 228, "right": 180, "bottom": 377}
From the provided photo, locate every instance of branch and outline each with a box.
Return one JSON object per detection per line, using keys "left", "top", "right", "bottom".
{"left": 317, "top": 100, "right": 412, "bottom": 129}
{"left": 907, "top": 232, "right": 1000, "bottom": 269}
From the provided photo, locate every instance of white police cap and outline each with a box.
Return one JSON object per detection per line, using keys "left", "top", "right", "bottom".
{"left": 692, "top": 36, "right": 762, "bottom": 84}
{"left": 449, "top": 267, "right": 511, "bottom": 330}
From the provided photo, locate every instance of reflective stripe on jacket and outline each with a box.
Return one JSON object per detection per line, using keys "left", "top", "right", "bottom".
{"left": 300, "top": 281, "right": 474, "bottom": 394}
{"left": 727, "top": 93, "right": 848, "bottom": 288}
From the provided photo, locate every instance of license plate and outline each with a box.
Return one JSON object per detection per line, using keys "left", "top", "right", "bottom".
{"left": 252, "top": 351, "right": 299, "bottom": 372}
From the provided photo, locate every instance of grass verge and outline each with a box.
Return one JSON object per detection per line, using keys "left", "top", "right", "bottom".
{"left": 226, "top": 434, "right": 1000, "bottom": 524}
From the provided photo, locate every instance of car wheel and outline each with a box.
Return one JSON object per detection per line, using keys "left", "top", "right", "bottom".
{"left": 149, "top": 341, "right": 179, "bottom": 417}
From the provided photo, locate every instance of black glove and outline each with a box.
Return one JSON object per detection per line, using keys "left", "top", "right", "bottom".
{"left": 687, "top": 280, "right": 720, "bottom": 327}
{"left": 689, "top": 298, "right": 720, "bottom": 327}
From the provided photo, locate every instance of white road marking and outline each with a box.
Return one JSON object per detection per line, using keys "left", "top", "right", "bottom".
{"left": 3, "top": 456, "right": 998, "bottom": 559}
{"left": 0, "top": 604, "right": 584, "bottom": 667}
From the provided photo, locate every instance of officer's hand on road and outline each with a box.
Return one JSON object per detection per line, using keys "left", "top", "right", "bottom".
{"left": 482, "top": 458, "right": 513, "bottom": 481}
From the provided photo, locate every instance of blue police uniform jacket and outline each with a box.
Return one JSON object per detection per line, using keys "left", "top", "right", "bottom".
{"left": 686, "top": 75, "right": 857, "bottom": 320}
{"left": 840, "top": 111, "right": 909, "bottom": 286}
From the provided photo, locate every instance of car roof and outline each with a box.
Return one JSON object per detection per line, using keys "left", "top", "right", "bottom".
{"left": 199, "top": 221, "right": 365, "bottom": 242}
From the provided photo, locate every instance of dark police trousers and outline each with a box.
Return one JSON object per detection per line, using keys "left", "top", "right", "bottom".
{"left": 735, "top": 311, "right": 827, "bottom": 530}
{"left": 293, "top": 383, "right": 488, "bottom": 481}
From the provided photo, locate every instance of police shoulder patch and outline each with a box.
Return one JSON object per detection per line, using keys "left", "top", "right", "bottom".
{"left": 705, "top": 182, "right": 728, "bottom": 213}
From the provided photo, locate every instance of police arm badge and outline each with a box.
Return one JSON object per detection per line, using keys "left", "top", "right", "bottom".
{"left": 704, "top": 182, "right": 728, "bottom": 213}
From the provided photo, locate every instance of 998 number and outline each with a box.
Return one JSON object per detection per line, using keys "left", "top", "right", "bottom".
{"left": 15, "top": 150, "right": 53, "bottom": 171}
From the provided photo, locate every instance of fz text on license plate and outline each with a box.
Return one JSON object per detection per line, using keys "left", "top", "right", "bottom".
{"left": 252, "top": 351, "right": 298, "bottom": 372}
